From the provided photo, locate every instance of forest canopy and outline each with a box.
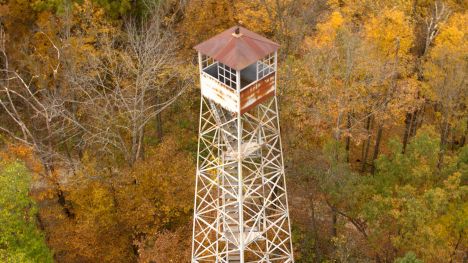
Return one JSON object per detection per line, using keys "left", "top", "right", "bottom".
{"left": 0, "top": 0, "right": 466, "bottom": 262}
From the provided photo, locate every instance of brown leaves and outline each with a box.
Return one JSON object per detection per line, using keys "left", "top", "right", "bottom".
{"left": 134, "top": 226, "right": 191, "bottom": 263}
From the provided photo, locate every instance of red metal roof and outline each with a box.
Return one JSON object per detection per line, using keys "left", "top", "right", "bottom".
{"left": 194, "top": 26, "right": 280, "bottom": 71}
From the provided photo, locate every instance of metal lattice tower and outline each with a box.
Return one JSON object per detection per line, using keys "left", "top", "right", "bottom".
{"left": 192, "top": 26, "right": 294, "bottom": 263}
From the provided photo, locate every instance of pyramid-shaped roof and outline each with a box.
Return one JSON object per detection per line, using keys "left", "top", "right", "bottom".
{"left": 194, "top": 26, "right": 280, "bottom": 71}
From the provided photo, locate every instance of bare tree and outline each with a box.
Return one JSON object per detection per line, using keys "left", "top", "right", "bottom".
{"left": 0, "top": 27, "right": 74, "bottom": 173}
{"left": 67, "top": 12, "right": 189, "bottom": 166}
{"left": 0, "top": 25, "right": 84, "bottom": 218}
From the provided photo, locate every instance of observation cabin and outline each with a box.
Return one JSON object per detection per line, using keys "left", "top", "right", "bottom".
{"left": 195, "top": 26, "right": 279, "bottom": 114}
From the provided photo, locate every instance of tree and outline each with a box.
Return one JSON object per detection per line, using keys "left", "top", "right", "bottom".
{"left": 35, "top": 133, "right": 195, "bottom": 262}
{"left": 395, "top": 252, "right": 423, "bottom": 263}
{"left": 401, "top": 1, "right": 451, "bottom": 154}
{"left": 301, "top": 11, "right": 366, "bottom": 151}
{"left": 314, "top": 126, "right": 467, "bottom": 262}
{"left": 1, "top": 2, "right": 193, "bottom": 261}
{"left": 179, "top": 0, "right": 319, "bottom": 55}
{"left": 363, "top": 126, "right": 467, "bottom": 262}
{"left": 134, "top": 227, "right": 191, "bottom": 263}
{"left": 0, "top": 24, "right": 71, "bottom": 174}
{"left": 363, "top": 8, "right": 416, "bottom": 173}
{"left": 69, "top": 12, "right": 189, "bottom": 166}
{"left": 1, "top": 1, "right": 467, "bottom": 262}
{"left": 424, "top": 12, "right": 467, "bottom": 168}
{"left": 0, "top": 160, "right": 53, "bottom": 262}
{"left": 178, "top": 0, "right": 236, "bottom": 53}
{"left": 1, "top": 1, "right": 190, "bottom": 168}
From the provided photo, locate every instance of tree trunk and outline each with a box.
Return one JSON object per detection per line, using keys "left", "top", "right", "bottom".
{"left": 402, "top": 112, "right": 414, "bottom": 153}
{"left": 460, "top": 119, "right": 467, "bottom": 147}
{"left": 345, "top": 112, "right": 352, "bottom": 163}
{"left": 139, "top": 128, "right": 145, "bottom": 160}
{"left": 310, "top": 194, "right": 321, "bottom": 262}
{"left": 331, "top": 206, "right": 337, "bottom": 238}
{"left": 411, "top": 102, "right": 425, "bottom": 137}
{"left": 403, "top": 102, "right": 426, "bottom": 153}
{"left": 155, "top": 96, "right": 163, "bottom": 142}
{"left": 361, "top": 115, "right": 373, "bottom": 172}
{"left": 449, "top": 231, "right": 463, "bottom": 263}
{"left": 371, "top": 124, "right": 383, "bottom": 175}
{"left": 130, "top": 130, "right": 138, "bottom": 167}
{"left": 371, "top": 40, "right": 399, "bottom": 174}
{"left": 438, "top": 120, "right": 450, "bottom": 169}
{"left": 156, "top": 111, "right": 163, "bottom": 142}
{"left": 451, "top": 131, "right": 456, "bottom": 151}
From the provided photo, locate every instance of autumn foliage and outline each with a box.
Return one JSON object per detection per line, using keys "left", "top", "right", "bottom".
{"left": 0, "top": 0, "right": 466, "bottom": 262}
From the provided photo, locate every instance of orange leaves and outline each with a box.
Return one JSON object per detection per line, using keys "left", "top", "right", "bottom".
{"left": 7, "top": 144, "right": 33, "bottom": 159}
{"left": 2, "top": 144, "right": 44, "bottom": 174}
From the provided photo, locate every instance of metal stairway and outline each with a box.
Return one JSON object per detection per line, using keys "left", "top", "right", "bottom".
{"left": 209, "top": 101, "right": 262, "bottom": 262}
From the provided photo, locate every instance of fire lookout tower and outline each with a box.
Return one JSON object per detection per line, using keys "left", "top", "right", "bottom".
{"left": 192, "top": 26, "right": 294, "bottom": 263}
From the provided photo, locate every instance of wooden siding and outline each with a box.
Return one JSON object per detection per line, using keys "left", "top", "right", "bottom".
{"left": 200, "top": 72, "right": 276, "bottom": 114}
{"left": 200, "top": 72, "right": 238, "bottom": 112}
{"left": 240, "top": 73, "right": 275, "bottom": 114}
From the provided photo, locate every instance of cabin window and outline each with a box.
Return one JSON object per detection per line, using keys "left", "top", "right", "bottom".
{"left": 218, "top": 63, "right": 237, "bottom": 89}
{"left": 257, "top": 53, "right": 275, "bottom": 80}
{"left": 201, "top": 54, "right": 216, "bottom": 69}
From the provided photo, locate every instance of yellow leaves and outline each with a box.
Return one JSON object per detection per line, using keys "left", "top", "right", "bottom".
{"left": 113, "top": 134, "right": 195, "bottom": 234}
{"left": 328, "top": 11, "right": 345, "bottom": 29}
{"left": 179, "top": 0, "right": 236, "bottom": 51}
{"left": 310, "top": 11, "right": 344, "bottom": 48}
{"left": 236, "top": 1, "right": 273, "bottom": 36}
{"left": 436, "top": 22, "right": 464, "bottom": 49}
{"left": 424, "top": 12, "right": 467, "bottom": 126}
{"left": 364, "top": 9, "right": 413, "bottom": 58}
{"left": 135, "top": 227, "right": 191, "bottom": 263}
{"left": 326, "top": 0, "right": 341, "bottom": 9}
{"left": 431, "top": 12, "right": 467, "bottom": 61}
{"left": 75, "top": 183, "right": 115, "bottom": 220}
{"left": 435, "top": 12, "right": 467, "bottom": 46}
{"left": 330, "top": 0, "right": 415, "bottom": 21}
{"left": 35, "top": 186, "right": 56, "bottom": 201}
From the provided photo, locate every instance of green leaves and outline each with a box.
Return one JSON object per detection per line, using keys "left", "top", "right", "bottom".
{"left": 0, "top": 161, "right": 53, "bottom": 262}
{"left": 317, "top": 125, "right": 467, "bottom": 261}
{"left": 31, "top": 0, "right": 134, "bottom": 18}
{"left": 365, "top": 126, "right": 467, "bottom": 261}
{"left": 395, "top": 252, "right": 423, "bottom": 263}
